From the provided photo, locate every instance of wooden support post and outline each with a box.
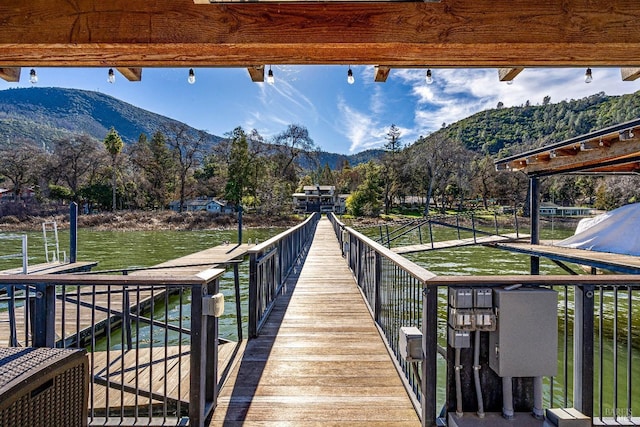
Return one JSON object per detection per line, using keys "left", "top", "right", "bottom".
{"left": 247, "top": 65, "right": 265, "bottom": 82}
{"left": 116, "top": 67, "right": 142, "bottom": 81}
{"left": 33, "top": 282, "right": 56, "bottom": 347}
{"left": 498, "top": 67, "right": 524, "bottom": 82}
{"left": 374, "top": 66, "right": 391, "bottom": 82}
{"left": 621, "top": 68, "right": 640, "bottom": 81}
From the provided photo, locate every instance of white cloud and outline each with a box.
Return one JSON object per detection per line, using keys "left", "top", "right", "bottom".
{"left": 390, "top": 67, "right": 640, "bottom": 142}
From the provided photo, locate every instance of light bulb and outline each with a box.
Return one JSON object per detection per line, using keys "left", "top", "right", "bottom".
{"left": 585, "top": 67, "right": 593, "bottom": 83}
{"left": 267, "top": 68, "right": 275, "bottom": 85}
{"left": 188, "top": 68, "right": 196, "bottom": 84}
{"left": 347, "top": 68, "right": 355, "bottom": 85}
{"left": 425, "top": 69, "right": 433, "bottom": 85}
{"left": 107, "top": 68, "right": 115, "bottom": 84}
{"left": 506, "top": 80, "right": 514, "bottom": 85}
{"left": 29, "top": 69, "right": 38, "bottom": 84}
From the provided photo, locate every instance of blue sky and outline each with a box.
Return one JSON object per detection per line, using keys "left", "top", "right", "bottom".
{"left": 2, "top": 66, "right": 640, "bottom": 154}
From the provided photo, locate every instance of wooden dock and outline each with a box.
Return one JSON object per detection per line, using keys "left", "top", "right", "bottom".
{"left": 0, "top": 244, "right": 248, "bottom": 347}
{"left": 0, "top": 260, "right": 97, "bottom": 275}
{"left": 493, "top": 241, "right": 640, "bottom": 274}
{"left": 210, "top": 218, "right": 420, "bottom": 426}
{"left": 393, "top": 232, "right": 528, "bottom": 254}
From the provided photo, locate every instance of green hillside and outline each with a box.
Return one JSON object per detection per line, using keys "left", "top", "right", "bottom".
{"left": 438, "top": 91, "right": 640, "bottom": 157}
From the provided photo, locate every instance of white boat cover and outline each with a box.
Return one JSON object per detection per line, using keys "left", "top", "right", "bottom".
{"left": 556, "top": 203, "right": 640, "bottom": 256}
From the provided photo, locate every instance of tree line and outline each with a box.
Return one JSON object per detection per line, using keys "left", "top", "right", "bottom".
{"left": 2, "top": 111, "right": 640, "bottom": 218}
{"left": 0, "top": 123, "right": 319, "bottom": 215}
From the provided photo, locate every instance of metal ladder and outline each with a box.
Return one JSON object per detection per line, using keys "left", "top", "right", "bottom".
{"left": 42, "top": 221, "right": 63, "bottom": 263}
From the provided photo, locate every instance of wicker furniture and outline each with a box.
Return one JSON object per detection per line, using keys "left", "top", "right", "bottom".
{"left": 0, "top": 347, "right": 88, "bottom": 427}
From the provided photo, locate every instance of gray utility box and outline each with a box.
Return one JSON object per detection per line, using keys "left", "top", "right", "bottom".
{"left": 489, "top": 287, "right": 558, "bottom": 377}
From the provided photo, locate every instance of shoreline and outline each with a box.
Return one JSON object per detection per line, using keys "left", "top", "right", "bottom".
{"left": 0, "top": 209, "right": 581, "bottom": 233}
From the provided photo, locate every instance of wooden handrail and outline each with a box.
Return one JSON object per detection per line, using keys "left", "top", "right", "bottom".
{"left": 0, "top": 271, "right": 223, "bottom": 286}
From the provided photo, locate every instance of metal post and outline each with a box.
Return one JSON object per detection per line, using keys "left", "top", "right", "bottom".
{"left": 248, "top": 252, "right": 258, "bottom": 339}
{"left": 471, "top": 212, "right": 477, "bottom": 243}
{"left": 573, "top": 285, "right": 594, "bottom": 417}
{"left": 189, "top": 283, "right": 205, "bottom": 426}
{"left": 22, "top": 235, "right": 28, "bottom": 274}
{"left": 422, "top": 285, "right": 438, "bottom": 427}
{"left": 70, "top": 202, "right": 78, "bottom": 263}
{"left": 33, "top": 282, "right": 55, "bottom": 347}
{"left": 234, "top": 262, "right": 243, "bottom": 341}
{"left": 238, "top": 205, "right": 243, "bottom": 245}
{"left": 530, "top": 177, "right": 540, "bottom": 275}
{"left": 374, "top": 252, "right": 382, "bottom": 324}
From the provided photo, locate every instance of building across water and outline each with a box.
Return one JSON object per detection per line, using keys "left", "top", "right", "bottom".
{"left": 292, "top": 185, "right": 348, "bottom": 214}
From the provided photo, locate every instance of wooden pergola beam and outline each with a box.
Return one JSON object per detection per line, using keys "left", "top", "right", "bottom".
{"left": 374, "top": 66, "right": 391, "bottom": 82}
{"left": 498, "top": 67, "right": 524, "bottom": 82}
{"left": 247, "top": 66, "right": 265, "bottom": 82}
{"left": 2, "top": 1, "right": 640, "bottom": 67}
{"left": 116, "top": 67, "right": 142, "bottom": 81}
{"left": 0, "top": 67, "right": 20, "bottom": 82}
{"left": 621, "top": 68, "right": 640, "bottom": 81}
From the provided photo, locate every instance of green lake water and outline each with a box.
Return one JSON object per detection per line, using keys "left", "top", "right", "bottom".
{"left": 1, "top": 219, "right": 638, "bottom": 416}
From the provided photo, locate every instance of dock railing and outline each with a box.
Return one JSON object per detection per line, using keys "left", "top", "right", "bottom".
{"left": 248, "top": 212, "right": 319, "bottom": 338}
{"left": 0, "top": 270, "right": 224, "bottom": 427}
{"left": 329, "top": 213, "right": 640, "bottom": 426}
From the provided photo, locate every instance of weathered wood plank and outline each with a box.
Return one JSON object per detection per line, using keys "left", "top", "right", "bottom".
{"left": 1, "top": 1, "right": 640, "bottom": 66}
{"left": 211, "top": 217, "right": 419, "bottom": 425}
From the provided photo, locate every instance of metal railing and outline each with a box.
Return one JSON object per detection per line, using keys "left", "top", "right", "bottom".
{"left": 248, "top": 212, "right": 319, "bottom": 338}
{"left": 370, "top": 211, "right": 521, "bottom": 249}
{"left": 0, "top": 271, "right": 224, "bottom": 427}
{"left": 329, "top": 213, "right": 640, "bottom": 426}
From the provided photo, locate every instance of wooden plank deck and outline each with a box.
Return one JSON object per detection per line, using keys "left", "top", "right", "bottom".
{"left": 0, "top": 260, "right": 98, "bottom": 275}
{"left": 210, "top": 217, "right": 420, "bottom": 426}
{"left": 493, "top": 241, "right": 640, "bottom": 274}
{"left": 393, "top": 232, "right": 528, "bottom": 254}
{"left": 86, "top": 341, "right": 244, "bottom": 417}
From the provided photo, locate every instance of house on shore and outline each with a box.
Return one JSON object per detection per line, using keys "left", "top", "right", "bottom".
{"left": 292, "top": 185, "right": 348, "bottom": 214}
{"left": 169, "top": 198, "right": 234, "bottom": 214}
{"left": 539, "top": 202, "right": 596, "bottom": 217}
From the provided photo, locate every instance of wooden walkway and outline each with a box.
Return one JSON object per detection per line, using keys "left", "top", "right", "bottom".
{"left": 210, "top": 217, "right": 420, "bottom": 426}
{"left": 393, "top": 232, "right": 527, "bottom": 254}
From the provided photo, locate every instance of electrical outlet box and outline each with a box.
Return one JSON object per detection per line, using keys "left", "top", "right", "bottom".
{"left": 489, "top": 287, "right": 558, "bottom": 377}
{"left": 449, "top": 288, "right": 473, "bottom": 308}
{"left": 448, "top": 326, "right": 471, "bottom": 348}
{"left": 399, "top": 326, "right": 423, "bottom": 361}
{"left": 449, "top": 309, "right": 475, "bottom": 330}
{"left": 475, "top": 309, "right": 496, "bottom": 331}
{"left": 474, "top": 288, "right": 493, "bottom": 308}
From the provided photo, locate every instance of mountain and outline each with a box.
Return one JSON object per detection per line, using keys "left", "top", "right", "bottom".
{"left": 0, "top": 87, "right": 223, "bottom": 148}
{"left": 0, "top": 87, "right": 379, "bottom": 167}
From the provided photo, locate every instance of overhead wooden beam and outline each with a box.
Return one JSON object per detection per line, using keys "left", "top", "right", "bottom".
{"left": 498, "top": 67, "right": 524, "bottom": 82}
{"left": 0, "top": 67, "right": 20, "bottom": 82}
{"left": 517, "top": 135, "right": 640, "bottom": 176}
{"left": 116, "top": 67, "right": 142, "bottom": 81}
{"left": 621, "top": 68, "right": 640, "bottom": 81}
{"left": 247, "top": 66, "right": 265, "bottom": 82}
{"left": 1, "top": 1, "right": 640, "bottom": 67}
{"left": 374, "top": 66, "right": 391, "bottom": 82}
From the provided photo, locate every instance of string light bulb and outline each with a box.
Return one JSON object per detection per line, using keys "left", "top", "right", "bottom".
{"left": 347, "top": 67, "right": 355, "bottom": 85}
{"left": 584, "top": 67, "right": 593, "bottom": 83}
{"left": 188, "top": 68, "right": 196, "bottom": 84}
{"left": 107, "top": 68, "right": 115, "bottom": 84}
{"left": 267, "top": 66, "right": 275, "bottom": 85}
{"left": 425, "top": 69, "right": 433, "bottom": 85}
{"left": 29, "top": 69, "right": 38, "bottom": 84}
